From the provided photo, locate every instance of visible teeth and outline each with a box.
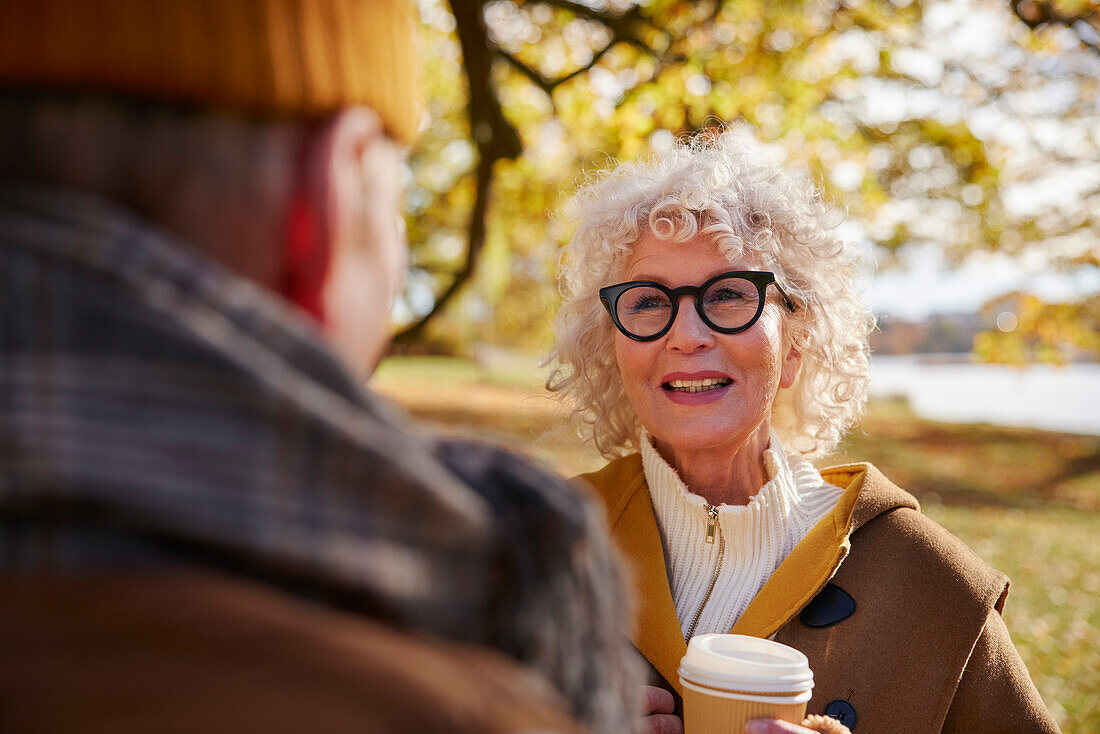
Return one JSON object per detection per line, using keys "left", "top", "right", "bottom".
{"left": 666, "top": 378, "right": 731, "bottom": 393}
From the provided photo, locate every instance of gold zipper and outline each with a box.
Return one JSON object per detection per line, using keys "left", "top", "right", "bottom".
{"left": 704, "top": 503, "right": 718, "bottom": 544}
{"left": 686, "top": 504, "right": 725, "bottom": 641}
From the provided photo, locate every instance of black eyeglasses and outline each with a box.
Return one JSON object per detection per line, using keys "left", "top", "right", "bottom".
{"left": 598, "top": 270, "right": 795, "bottom": 342}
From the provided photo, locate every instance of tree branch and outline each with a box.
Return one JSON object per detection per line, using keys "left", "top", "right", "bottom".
{"left": 497, "top": 50, "right": 556, "bottom": 95}
{"left": 393, "top": 0, "right": 741, "bottom": 346}
{"left": 497, "top": 0, "right": 685, "bottom": 107}
{"left": 497, "top": 36, "right": 624, "bottom": 95}
{"left": 394, "top": 154, "right": 496, "bottom": 345}
{"left": 394, "top": 0, "right": 521, "bottom": 345}
{"left": 449, "top": 0, "right": 523, "bottom": 160}
{"left": 517, "top": 0, "right": 632, "bottom": 25}
{"left": 516, "top": 0, "right": 661, "bottom": 47}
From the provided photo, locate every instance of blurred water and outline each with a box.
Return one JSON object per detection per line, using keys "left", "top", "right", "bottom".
{"left": 869, "top": 355, "right": 1100, "bottom": 436}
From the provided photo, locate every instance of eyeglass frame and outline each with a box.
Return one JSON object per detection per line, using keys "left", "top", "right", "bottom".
{"left": 598, "top": 270, "right": 796, "bottom": 342}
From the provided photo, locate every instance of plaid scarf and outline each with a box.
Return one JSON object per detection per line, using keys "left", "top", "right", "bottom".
{"left": 0, "top": 185, "right": 639, "bottom": 733}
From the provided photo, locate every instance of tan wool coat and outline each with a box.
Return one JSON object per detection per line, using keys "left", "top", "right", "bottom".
{"left": 578, "top": 457, "right": 1060, "bottom": 734}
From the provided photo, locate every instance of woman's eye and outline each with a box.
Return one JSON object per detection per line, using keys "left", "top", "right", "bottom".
{"left": 631, "top": 295, "right": 666, "bottom": 311}
{"left": 709, "top": 287, "right": 747, "bottom": 302}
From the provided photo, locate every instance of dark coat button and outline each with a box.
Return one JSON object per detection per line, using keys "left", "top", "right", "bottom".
{"left": 800, "top": 583, "right": 855, "bottom": 628}
{"left": 824, "top": 699, "right": 858, "bottom": 730}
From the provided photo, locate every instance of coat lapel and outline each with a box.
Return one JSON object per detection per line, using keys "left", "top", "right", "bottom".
{"left": 730, "top": 464, "right": 922, "bottom": 638}
{"left": 729, "top": 466, "right": 863, "bottom": 638}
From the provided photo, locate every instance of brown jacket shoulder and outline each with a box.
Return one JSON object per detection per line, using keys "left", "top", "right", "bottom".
{"left": 780, "top": 465, "right": 1057, "bottom": 733}
{"left": 0, "top": 571, "right": 585, "bottom": 734}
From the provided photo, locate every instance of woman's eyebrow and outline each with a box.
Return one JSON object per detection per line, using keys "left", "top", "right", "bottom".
{"left": 627, "top": 268, "right": 745, "bottom": 284}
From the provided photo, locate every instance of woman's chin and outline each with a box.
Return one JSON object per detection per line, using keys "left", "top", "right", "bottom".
{"left": 649, "top": 416, "right": 763, "bottom": 456}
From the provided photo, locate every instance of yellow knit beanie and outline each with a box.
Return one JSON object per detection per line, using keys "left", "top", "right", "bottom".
{"left": 0, "top": 0, "right": 425, "bottom": 145}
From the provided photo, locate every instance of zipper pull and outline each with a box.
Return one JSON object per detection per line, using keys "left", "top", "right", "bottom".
{"left": 704, "top": 504, "right": 718, "bottom": 544}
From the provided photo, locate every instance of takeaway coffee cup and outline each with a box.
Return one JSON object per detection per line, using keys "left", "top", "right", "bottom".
{"left": 678, "top": 634, "right": 814, "bottom": 734}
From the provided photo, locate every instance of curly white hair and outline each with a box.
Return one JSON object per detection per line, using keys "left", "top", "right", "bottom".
{"left": 545, "top": 128, "right": 874, "bottom": 459}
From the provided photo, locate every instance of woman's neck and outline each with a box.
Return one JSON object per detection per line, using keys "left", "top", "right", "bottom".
{"left": 653, "top": 424, "right": 772, "bottom": 506}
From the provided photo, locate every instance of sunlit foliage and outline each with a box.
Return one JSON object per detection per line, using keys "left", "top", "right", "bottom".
{"left": 975, "top": 292, "right": 1100, "bottom": 364}
{"left": 398, "top": 0, "right": 1099, "bottom": 356}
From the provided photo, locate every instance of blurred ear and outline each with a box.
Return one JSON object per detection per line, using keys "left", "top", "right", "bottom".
{"left": 296, "top": 107, "right": 407, "bottom": 374}
{"left": 295, "top": 107, "right": 389, "bottom": 257}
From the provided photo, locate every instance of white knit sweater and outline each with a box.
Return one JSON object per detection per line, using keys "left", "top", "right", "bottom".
{"left": 640, "top": 430, "right": 843, "bottom": 639}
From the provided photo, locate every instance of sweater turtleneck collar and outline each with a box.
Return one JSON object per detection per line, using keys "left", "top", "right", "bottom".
{"left": 638, "top": 428, "right": 843, "bottom": 637}
{"left": 639, "top": 427, "right": 801, "bottom": 514}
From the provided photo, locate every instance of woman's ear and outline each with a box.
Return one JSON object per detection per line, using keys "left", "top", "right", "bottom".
{"left": 780, "top": 340, "right": 802, "bottom": 389}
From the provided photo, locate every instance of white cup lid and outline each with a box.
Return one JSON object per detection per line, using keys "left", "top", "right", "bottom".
{"left": 678, "top": 634, "right": 814, "bottom": 694}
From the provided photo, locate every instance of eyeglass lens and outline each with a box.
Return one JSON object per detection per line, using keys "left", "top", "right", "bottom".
{"left": 615, "top": 276, "right": 762, "bottom": 338}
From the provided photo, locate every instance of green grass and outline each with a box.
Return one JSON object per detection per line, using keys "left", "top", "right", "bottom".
{"left": 374, "top": 356, "right": 1100, "bottom": 733}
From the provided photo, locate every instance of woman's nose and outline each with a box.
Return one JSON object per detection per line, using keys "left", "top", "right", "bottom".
{"left": 665, "top": 297, "right": 714, "bottom": 352}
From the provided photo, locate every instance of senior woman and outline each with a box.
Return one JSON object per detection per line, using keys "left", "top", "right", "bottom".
{"left": 547, "top": 130, "right": 1058, "bottom": 734}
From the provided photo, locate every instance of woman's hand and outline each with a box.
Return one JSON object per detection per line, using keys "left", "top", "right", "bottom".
{"left": 746, "top": 721, "right": 813, "bottom": 734}
{"left": 638, "top": 685, "right": 683, "bottom": 734}
{"left": 746, "top": 716, "right": 851, "bottom": 734}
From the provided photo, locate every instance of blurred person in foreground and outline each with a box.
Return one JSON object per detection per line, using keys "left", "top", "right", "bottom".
{"left": 0, "top": 2, "right": 640, "bottom": 732}
{"left": 547, "top": 128, "right": 1059, "bottom": 734}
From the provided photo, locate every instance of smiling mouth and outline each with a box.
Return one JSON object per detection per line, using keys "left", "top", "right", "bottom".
{"left": 662, "top": 378, "right": 733, "bottom": 393}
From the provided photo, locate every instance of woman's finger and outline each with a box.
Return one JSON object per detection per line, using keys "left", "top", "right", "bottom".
{"left": 639, "top": 684, "right": 676, "bottom": 715}
{"left": 745, "top": 719, "right": 817, "bottom": 734}
{"left": 640, "top": 713, "right": 684, "bottom": 734}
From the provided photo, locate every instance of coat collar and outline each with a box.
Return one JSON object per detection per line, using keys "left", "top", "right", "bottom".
{"left": 578, "top": 457, "right": 920, "bottom": 694}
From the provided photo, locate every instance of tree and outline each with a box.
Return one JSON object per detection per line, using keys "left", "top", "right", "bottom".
{"left": 394, "top": 0, "right": 1099, "bottom": 356}
{"left": 974, "top": 291, "right": 1100, "bottom": 364}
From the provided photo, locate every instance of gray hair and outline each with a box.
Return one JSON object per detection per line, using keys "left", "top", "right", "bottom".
{"left": 546, "top": 128, "right": 875, "bottom": 459}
